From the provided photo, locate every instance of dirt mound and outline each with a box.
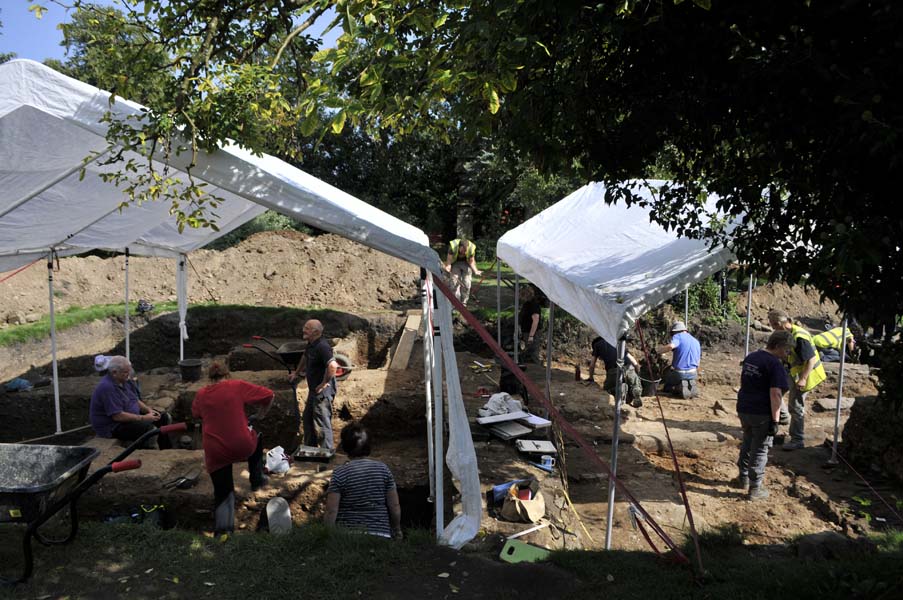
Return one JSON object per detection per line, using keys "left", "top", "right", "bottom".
{"left": 0, "top": 231, "right": 422, "bottom": 324}
{"left": 736, "top": 281, "right": 841, "bottom": 327}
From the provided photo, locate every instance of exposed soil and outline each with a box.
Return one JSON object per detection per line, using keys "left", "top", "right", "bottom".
{"left": 1, "top": 231, "right": 900, "bottom": 575}
{"left": 0, "top": 230, "right": 421, "bottom": 324}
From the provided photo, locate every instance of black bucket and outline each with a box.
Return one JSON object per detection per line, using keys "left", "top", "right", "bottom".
{"left": 642, "top": 378, "right": 659, "bottom": 397}
{"left": 179, "top": 359, "right": 203, "bottom": 382}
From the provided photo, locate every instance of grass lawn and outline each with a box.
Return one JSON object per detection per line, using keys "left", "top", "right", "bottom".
{"left": 0, "top": 302, "right": 178, "bottom": 347}
{"left": 2, "top": 522, "right": 901, "bottom": 599}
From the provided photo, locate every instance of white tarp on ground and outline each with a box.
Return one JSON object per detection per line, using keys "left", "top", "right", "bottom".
{"left": 497, "top": 180, "right": 736, "bottom": 344}
{"left": 0, "top": 59, "right": 480, "bottom": 548}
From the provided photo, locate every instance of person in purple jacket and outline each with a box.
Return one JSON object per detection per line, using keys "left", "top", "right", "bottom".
{"left": 89, "top": 355, "right": 171, "bottom": 449}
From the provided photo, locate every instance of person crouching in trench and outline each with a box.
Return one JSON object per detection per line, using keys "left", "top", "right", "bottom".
{"left": 192, "top": 362, "right": 274, "bottom": 536}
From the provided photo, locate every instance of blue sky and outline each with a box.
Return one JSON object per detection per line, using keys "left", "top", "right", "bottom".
{"left": 1, "top": 1, "right": 78, "bottom": 61}
{"left": 0, "top": 1, "right": 339, "bottom": 62}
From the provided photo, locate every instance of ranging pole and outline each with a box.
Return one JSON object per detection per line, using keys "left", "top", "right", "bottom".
{"left": 830, "top": 318, "right": 850, "bottom": 464}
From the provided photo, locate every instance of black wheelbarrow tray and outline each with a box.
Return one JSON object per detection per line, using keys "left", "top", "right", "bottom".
{"left": 0, "top": 422, "right": 186, "bottom": 585}
{"left": 244, "top": 335, "right": 353, "bottom": 380}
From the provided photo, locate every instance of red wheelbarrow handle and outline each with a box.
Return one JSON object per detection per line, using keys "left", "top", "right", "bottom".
{"left": 112, "top": 459, "right": 142, "bottom": 473}
{"left": 160, "top": 423, "right": 188, "bottom": 435}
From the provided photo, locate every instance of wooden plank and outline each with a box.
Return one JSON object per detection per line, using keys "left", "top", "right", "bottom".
{"left": 389, "top": 309, "right": 422, "bottom": 370}
{"left": 476, "top": 410, "right": 532, "bottom": 425}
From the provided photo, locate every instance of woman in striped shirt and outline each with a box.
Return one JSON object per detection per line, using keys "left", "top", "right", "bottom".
{"left": 325, "top": 422, "right": 402, "bottom": 539}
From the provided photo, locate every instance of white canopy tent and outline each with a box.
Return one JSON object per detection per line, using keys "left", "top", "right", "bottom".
{"left": 498, "top": 180, "right": 736, "bottom": 547}
{"left": 0, "top": 59, "right": 480, "bottom": 547}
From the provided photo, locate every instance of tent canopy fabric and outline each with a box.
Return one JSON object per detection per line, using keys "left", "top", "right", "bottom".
{"left": 497, "top": 180, "right": 736, "bottom": 345}
{"left": 1, "top": 59, "right": 478, "bottom": 548}
{"left": 0, "top": 59, "right": 441, "bottom": 274}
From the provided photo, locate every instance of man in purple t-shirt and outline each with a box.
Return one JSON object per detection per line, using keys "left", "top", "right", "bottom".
{"left": 735, "top": 330, "right": 791, "bottom": 500}
{"left": 89, "top": 355, "right": 171, "bottom": 449}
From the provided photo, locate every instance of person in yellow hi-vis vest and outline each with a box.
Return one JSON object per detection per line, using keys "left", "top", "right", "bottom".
{"left": 812, "top": 326, "right": 855, "bottom": 363}
{"left": 444, "top": 237, "right": 482, "bottom": 306}
{"left": 767, "top": 309, "right": 827, "bottom": 451}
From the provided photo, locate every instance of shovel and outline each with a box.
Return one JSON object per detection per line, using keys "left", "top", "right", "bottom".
{"left": 162, "top": 468, "right": 202, "bottom": 490}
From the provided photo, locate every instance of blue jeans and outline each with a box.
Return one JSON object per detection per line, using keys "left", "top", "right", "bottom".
{"left": 738, "top": 412, "right": 773, "bottom": 487}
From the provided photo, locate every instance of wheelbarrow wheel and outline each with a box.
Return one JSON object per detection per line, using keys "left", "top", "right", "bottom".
{"left": 334, "top": 353, "right": 353, "bottom": 382}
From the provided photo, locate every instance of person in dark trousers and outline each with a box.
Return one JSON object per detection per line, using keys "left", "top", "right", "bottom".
{"left": 325, "top": 422, "right": 402, "bottom": 539}
{"left": 192, "top": 362, "right": 274, "bottom": 536}
{"left": 735, "top": 330, "right": 791, "bottom": 500}
{"left": 89, "top": 355, "right": 172, "bottom": 449}
{"left": 290, "top": 319, "right": 339, "bottom": 449}
{"left": 518, "top": 285, "right": 543, "bottom": 364}
{"left": 812, "top": 325, "right": 855, "bottom": 363}
{"left": 586, "top": 336, "right": 643, "bottom": 408}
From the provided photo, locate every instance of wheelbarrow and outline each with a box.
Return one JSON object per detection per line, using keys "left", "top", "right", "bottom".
{"left": 244, "top": 335, "right": 353, "bottom": 381}
{"left": 0, "top": 422, "right": 187, "bottom": 585}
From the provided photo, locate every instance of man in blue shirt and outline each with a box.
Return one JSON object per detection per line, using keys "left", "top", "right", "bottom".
{"left": 658, "top": 321, "right": 701, "bottom": 399}
{"left": 735, "top": 330, "right": 791, "bottom": 500}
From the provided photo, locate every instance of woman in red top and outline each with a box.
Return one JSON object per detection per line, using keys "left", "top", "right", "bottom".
{"left": 192, "top": 362, "right": 274, "bottom": 535}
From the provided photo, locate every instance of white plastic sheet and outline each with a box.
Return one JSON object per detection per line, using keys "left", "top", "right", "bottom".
{"left": 1, "top": 58, "right": 483, "bottom": 548}
{"left": 497, "top": 180, "right": 736, "bottom": 345}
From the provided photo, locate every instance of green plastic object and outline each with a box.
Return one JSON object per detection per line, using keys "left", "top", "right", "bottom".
{"left": 499, "top": 539, "right": 550, "bottom": 564}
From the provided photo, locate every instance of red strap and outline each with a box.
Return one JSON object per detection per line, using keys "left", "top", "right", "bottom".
{"left": 0, "top": 256, "right": 42, "bottom": 284}
{"left": 635, "top": 322, "right": 704, "bottom": 576}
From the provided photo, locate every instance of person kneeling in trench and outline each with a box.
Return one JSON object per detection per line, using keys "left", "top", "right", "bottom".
{"left": 89, "top": 355, "right": 172, "bottom": 449}
{"left": 192, "top": 362, "right": 274, "bottom": 536}
{"left": 325, "top": 422, "right": 402, "bottom": 540}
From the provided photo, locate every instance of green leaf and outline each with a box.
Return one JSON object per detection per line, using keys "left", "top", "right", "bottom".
{"left": 692, "top": 0, "right": 712, "bottom": 9}
{"left": 300, "top": 117, "right": 318, "bottom": 137}
{"left": 359, "top": 68, "right": 379, "bottom": 87}
{"left": 535, "top": 41, "right": 551, "bottom": 57}
{"left": 311, "top": 49, "right": 335, "bottom": 63}
{"left": 500, "top": 72, "right": 517, "bottom": 92}
{"left": 331, "top": 110, "right": 347, "bottom": 134}
{"left": 486, "top": 86, "right": 500, "bottom": 114}
{"left": 434, "top": 13, "right": 449, "bottom": 28}
{"left": 29, "top": 4, "right": 47, "bottom": 19}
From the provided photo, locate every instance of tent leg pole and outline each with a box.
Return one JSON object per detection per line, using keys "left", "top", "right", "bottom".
{"left": 513, "top": 275, "right": 520, "bottom": 363}
{"left": 604, "top": 339, "right": 627, "bottom": 549}
{"left": 178, "top": 255, "right": 187, "bottom": 362}
{"left": 431, "top": 275, "right": 445, "bottom": 539}
{"left": 684, "top": 288, "right": 689, "bottom": 325}
{"left": 544, "top": 302, "right": 555, "bottom": 421}
{"left": 496, "top": 260, "right": 502, "bottom": 348}
{"left": 421, "top": 271, "right": 436, "bottom": 501}
{"left": 830, "top": 318, "right": 849, "bottom": 465}
{"left": 124, "top": 248, "right": 130, "bottom": 362}
{"left": 744, "top": 275, "right": 755, "bottom": 357}
{"left": 47, "top": 254, "right": 62, "bottom": 434}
